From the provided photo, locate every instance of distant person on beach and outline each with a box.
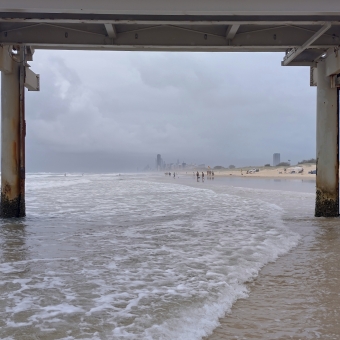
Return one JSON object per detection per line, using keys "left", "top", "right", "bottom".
{"left": 173, "top": 172, "right": 175, "bottom": 178}
{"left": 212, "top": 171, "right": 214, "bottom": 179}
{"left": 169, "top": 172, "right": 171, "bottom": 176}
{"left": 196, "top": 171, "right": 199, "bottom": 182}
{"left": 202, "top": 172, "right": 204, "bottom": 182}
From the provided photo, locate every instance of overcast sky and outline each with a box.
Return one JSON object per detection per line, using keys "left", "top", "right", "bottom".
{"left": 11, "top": 50, "right": 316, "bottom": 172}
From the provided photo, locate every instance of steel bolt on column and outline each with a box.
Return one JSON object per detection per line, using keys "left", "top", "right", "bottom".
{"left": 1, "top": 47, "right": 26, "bottom": 217}
{"left": 315, "top": 60, "right": 339, "bottom": 217}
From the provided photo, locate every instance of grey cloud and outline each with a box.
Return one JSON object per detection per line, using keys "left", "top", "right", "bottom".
{"left": 10, "top": 50, "right": 317, "bottom": 171}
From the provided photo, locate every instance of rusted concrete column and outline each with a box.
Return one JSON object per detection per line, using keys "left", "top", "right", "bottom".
{"left": 315, "top": 60, "right": 339, "bottom": 217}
{"left": 1, "top": 48, "right": 26, "bottom": 217}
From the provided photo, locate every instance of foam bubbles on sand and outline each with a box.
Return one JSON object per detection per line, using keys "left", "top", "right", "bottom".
{"left": 0, "top": 174, "right": 300, "bottom": 339}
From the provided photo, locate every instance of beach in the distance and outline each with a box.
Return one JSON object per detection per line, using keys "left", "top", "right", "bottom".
{"left": 181, "top": 163, "right": 317, "bottom": 180}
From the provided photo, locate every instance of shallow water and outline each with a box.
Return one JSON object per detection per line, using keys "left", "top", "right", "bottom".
{"left": 167, "top": 176, "right": 340, "bottom": 339}
{"left": 208, "top": 218, "right": 340, "bottom": 340}
{"left": 0, "top": 173, "right": 332, "bottom": 339}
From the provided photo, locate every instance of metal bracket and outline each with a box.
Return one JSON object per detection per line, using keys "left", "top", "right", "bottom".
{"left": 25, "top": 45, "right": 35, "bottom": 61}
{"left": 330, "top": 73, "right": 340, "bottom": 88}
{"left": 310, "top": 66, "right": 318, "bottom": 86}
{"left": 104, "top": 23, "right": 117, "bottom": 39}
{"left": 24, "top": 67, "right": 40, "bottom": 91}
{"left": 282, "top": 23, "right": 332, "bottom": 66}
{"left": 0, "top": 45, "right": 13, "bottom": 73}
{"left": 225, "top": 24, "right": 240, "bottom": 40}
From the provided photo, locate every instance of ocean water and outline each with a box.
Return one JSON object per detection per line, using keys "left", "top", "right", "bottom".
{"left": 0, "top": 173, "right": 302, "bottom": 340}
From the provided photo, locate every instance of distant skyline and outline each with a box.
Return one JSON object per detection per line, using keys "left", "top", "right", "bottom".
{"left": 273, "top": 153, "right": 281, "bottom": 167}
{"left": 2, "top": 51, "right": 316, "bottom": 172}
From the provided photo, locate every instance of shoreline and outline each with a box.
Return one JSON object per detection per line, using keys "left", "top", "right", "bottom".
{"left": 206, "top": 216, "right": 340, "bottom": 339}
{"left": 150, "top": 175, "right": 340, "bottom": 339}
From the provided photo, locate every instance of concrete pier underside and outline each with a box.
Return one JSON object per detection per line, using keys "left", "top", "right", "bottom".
{"left": 315, "top": 61, "right": 339, "bottom": 217}
{"left": 1, "top": 51, "right": 25, "bottom": 217}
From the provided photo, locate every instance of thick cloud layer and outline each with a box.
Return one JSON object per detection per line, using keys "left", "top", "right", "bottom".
{"left": 18, "top": 51, "right": 316, "bottom": 171}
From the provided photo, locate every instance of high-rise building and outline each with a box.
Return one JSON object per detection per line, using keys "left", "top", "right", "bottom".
{"left": 273, "top": 153, "right": 280, "bottom": 166}
{"left": 156, "top": 154, "right": 162, "bottom": 170}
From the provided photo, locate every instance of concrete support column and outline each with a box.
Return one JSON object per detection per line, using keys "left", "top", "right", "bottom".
{"left": 1, "top": 48, "right": 26, "bottom": 217}
{"left": 315, "top": 60, "right": 339, "bottom": 217}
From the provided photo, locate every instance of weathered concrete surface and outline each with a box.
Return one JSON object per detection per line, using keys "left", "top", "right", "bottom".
{"left": 1, "top": 193, "right": 25, "bottom": 217}
{"left": 315, "top": 60, "right": 339, "bottom": 217}
{"left": 315, "top": 189, "right": 339, "bottom": 217}
{"left": 1, "top": 55, "right": 25, "bottom": 217}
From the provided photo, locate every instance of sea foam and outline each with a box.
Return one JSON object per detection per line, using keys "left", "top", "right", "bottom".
{"left": 0, "top": 174, "right": 300, "bottom": 339}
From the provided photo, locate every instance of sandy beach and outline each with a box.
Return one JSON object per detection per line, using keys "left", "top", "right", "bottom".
{"left": 203, "top": 163, "right": 317, "bottom": 181}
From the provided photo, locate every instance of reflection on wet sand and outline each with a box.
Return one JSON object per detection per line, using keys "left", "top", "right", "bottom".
{"left": 0, "top": 221, "right": 28, "bottom": 263}
{"left": 155, "top": 174, "right": 339, "bottom": 339}
{"left": 207, "top": 218, "right": 340, "bottom": 339}
{"left": 0, "top": 221, "right": 29, "bottom": 332}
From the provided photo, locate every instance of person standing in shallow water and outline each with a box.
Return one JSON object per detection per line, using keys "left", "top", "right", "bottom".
{"left": 196, "top": 171, "right": 199, "bottom": 182}
{"left": 202, "top": 172, "right": 204, "bottom": 182}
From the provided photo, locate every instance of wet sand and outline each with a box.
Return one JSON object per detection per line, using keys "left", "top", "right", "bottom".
{"left": 207, "top": 219, "right": 340, "bottom": 339}
{"left": 156, "top": 175, "right": 340, "bottom": 339}
{"left": 200, "top": 177, "right": 340, "bottom": 339}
